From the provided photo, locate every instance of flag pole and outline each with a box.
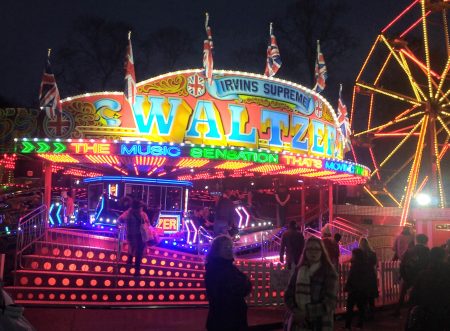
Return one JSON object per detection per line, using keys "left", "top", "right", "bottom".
{"left": 47, "top": 48, "right": 51, "bottom": 58}
{"left": 269, "top": 22, "right": 273, "bottom": 36}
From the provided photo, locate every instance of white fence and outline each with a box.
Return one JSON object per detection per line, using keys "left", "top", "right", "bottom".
{"left": 236, "top": 260, "right": 401, "bottom": 312}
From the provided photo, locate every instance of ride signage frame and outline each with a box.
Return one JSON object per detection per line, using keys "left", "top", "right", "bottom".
{"left": 53, "top": 70, "right": 346, "bottom": 160}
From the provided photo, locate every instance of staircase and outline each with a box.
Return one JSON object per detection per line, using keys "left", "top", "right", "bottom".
{"left": 7, "top": 228, "right": 208, "bottom": 306}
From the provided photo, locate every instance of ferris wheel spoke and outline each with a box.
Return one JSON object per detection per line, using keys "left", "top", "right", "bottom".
{"left": 398, "top": 51, "right": 427, "bottom": 101}
{"left": 420, "top": 0, "right": 433, "bottom": 98}
{"left": 380, "top": 36, "right": 427, "bottom": 101}
{"left": 363, "top": 186, "right": 384, "bottom": 207}
{"left": 354, "top": 111, "right": 424, "bottom": 137}
{"left": 442, "top": 8, "right": 450, "bottom": 57}
{"left": 356, "top": 35, "right": 382, "bottom": 82}
{"left": 434, "top": 57, "right": 450, "bottom": 99}
{"left": 356, "top": 82, "right": 421, "bottom": 106}
{"left": 437, "top": 115, "right": 450, "bottom": 136}
{"left": 382, "top": 188, "right": 401, "bottom": 207}
{"left": 370, "top": 118, "right": 423, "bottom": 179}
{"left": 400, "top": 114, "right": 429, "bottom": 225}
{"left": 432, "top": 125, "right": 446, "bottom": 207}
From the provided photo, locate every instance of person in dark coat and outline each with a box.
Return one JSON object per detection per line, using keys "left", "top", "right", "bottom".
{"left": 275, "top": 185, "right": 291, "bottom": 227}
{"left": 394, "top": 233, "right": 430, "bottom": 316}
{"left": 344, "top": 248, "right": 369, "bottom": 330}
{"left": 407, "top": 247, "right": 450, "bottom": 331}
{"left": 214, "top": 189, "right": 235, "bottom": 236}
{"left": 205, "top": 235, "right": 252, "bottom": 331}
{"left": 359, "top": 237, "right": 378, "bottom": 319}
{"left": 280, "top": 220, "right": 305, "bottom": 269}
{"left": 118, "top": 199, "right": 149, "bottom": 275}
{"left": 321, "top": 225, "right": 340, "bottom": 271}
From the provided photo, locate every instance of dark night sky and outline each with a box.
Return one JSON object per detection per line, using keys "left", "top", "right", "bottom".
{"left": 0, "top": 0, "right": 412, "bottom": 107}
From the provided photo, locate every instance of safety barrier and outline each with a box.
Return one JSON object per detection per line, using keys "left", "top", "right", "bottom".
{"left": 236, "top": 260, "right": 401, "bottom": 312}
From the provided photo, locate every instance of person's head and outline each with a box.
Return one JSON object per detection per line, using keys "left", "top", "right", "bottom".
{"left": 299, "top": 237, "right": 334, "bottom": 269}
{"left": 288, "top": 220, "right": 297, "bottom": 230}
{"left": 401, "top": 226, "right": 411, "bottom": 236}
{"left": 334, "top": 233, "right": 342, "bottom": 243}
{"left": 203, "top": 207, "right": 210, "bottom": 216}
{"left": 206, "top": 235, "right": 234, "bottom": 263}
{"left": 321, "top": 224, "right": 332, "bottom": 238}
{"left": 416, "top": 234, "right": 428, "bottom": 246}
{"left": 223, "top": 188, "right": 232, "bottom": 198}
{"left": 350, "top": 248, "right": 366, "bottom": 266}
{"left": 131, "top": 199, "right": 143, "bottom": 211}
{"left": 359, "top": 237, "right": 373, "bottom": 252}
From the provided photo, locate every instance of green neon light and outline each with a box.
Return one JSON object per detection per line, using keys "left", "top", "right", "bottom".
{"left": 53, "top": 142, "right": 67, "bottom": 153}
{"left": 189, "top": 147, "right": 279, "bottom": 164}
{"left": 21, "top": 141, "right": 35, "bottom": 153}
{"left": 19, "top": 141, "right": 67, "bottom": 154}
{"left": 37, "top": 142, "right": 51, "bottom": 153}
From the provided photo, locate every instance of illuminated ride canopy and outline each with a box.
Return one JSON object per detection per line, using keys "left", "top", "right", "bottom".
{"left": 15, "top": 69, "right": 370, "bottom": 185}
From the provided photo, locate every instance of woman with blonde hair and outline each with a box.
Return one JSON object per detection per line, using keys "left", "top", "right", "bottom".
{"left": 284, "top": 237, "right": 338, "bottom": 331}
{"left": 205, "top": 235, "right": 252, "bottom": 331}
{"left": 359, "top": 237, "right": 378, "bottom": 319}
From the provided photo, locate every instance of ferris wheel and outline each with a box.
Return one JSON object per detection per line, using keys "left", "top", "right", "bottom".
{"left": 351, "top": 0, "right": 450, "bottom": 225}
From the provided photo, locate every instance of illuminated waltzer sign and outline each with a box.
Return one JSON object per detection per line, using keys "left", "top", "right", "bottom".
{"left": 55, "top": 70, "right": 346, "bottom": 160}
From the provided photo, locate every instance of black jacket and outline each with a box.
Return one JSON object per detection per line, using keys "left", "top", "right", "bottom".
{"left": 205, "top": 257, "right": 252, "bottom": 331}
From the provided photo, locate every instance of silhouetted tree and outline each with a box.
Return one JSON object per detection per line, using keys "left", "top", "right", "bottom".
{"left": 54, "top": 16, "right": 132, "bottom": 96}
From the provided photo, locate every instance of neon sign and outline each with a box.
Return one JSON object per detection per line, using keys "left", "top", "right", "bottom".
{"left": 282, "top": 155, "right": 323, "bottom": 169}
{"left": 323, "top": 160, "right": 370, "bottom": 176}
{"left": 190, "top": 147, "right": 279, "bottom": 163}
{"left": 156, "top": 214, "right": 180, "bottom": 233}
{"left": 120, "top": 144, "right": 181, "bottom": 157}
{"left": 60, "top": 70, "right": 346, "bottom": 160}
{"left": 71, "top": 143, "right": 111, "bottom": 154}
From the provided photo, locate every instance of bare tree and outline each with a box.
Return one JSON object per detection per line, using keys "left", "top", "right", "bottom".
{"left": 140, "top": 27, "right": 194, "bottom": 76}
{"left": 276, "top": 0, "right": 356, "bottom": 85}
{"left": 54, "top": 16, "right": 132, "bottom": 96}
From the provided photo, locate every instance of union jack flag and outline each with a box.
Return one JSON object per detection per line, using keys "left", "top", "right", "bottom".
{"left": 264, "top": 23, "right": 282, "bottom": 77}
{"left": 337, "top": 84, "right": 352, "bottom": 153}
{"left": 39, "top": 54, "right": 61, "bottom": 120}
{"left": 124, "top": 32, "right": 136, "bottom": 107}
{"left": 313, "top": 40, "right": 327, "bottom": 93}
{"left": 203, "top": 13, "right": 214, "bottom": 85}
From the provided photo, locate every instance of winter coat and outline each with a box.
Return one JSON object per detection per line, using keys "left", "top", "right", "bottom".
{"left": 280, "top": 229, "right": 305, "bottom": 267}
{"left": 322, "top": 237, "right": 340, "bottom": 269}
{"left": 400, "top": 244, "right": 430, "bottom": 285}
{"left": 363, "top": 250, "right": 379, "bottom": 298}
{"left": 205, "top": 257, "right": 252, "bottom": 331}
{"left": 284, "top": 264, "right": 338, "bottom": 331}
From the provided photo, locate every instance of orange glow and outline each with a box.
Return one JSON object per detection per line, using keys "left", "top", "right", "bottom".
{"left": 382, "top": 0, "right": 419, "bottom": 33}
{"left": 215, "top": 161, "right": 251, "bottom": 170}
{"left": 85, "top": 155, "right": 120, "bottom": 164}
{"left": 176, "top": 158, "right": 210, "bottom": 168}
{"left": 39, "top": 154, "right": 79, "bottom": 163}
{"left": 250, "top": 164, "right": 285, "bottom": 173}
{"left": 134, "top": 156, "right": 167, "bottom": 166}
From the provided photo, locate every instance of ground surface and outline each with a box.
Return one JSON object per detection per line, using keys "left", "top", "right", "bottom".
{"left": 23, "top": 305, "right": 408, "bottom": 331}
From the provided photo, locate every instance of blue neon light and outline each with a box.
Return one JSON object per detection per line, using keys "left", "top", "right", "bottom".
{"left": 95, "top": 197, "right": 105, "bottom": 222}
{"left": 48, "top": 203, "right": 55, "bottom": 225}
{"left": 83, "top": 176, "right": 193, "bottom": 187}
{"left": 56, "top": 205, "right": 63, "bottom": 225}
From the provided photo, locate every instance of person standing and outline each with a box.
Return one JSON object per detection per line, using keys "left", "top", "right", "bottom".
{"left": 394, "top": 233, "right": 430, "bottom": 316}
{"left": 118, "top": 199, "right": 149, "bottom": 275}
{"left": 205, "top": 235, "right": 252, "bottom": 331}
{"left": 280, "top": 220, "right": 305, "bottom": 270}
{"left": 284, "top": 237, "right": 338, "bottom": 331}
{"left": 407, "top": 247, "right": 450, "bottom": 331}
{"left": 358, "top": 237, "right": 378, "bottom": 319}
{"left": 321, "top": 225, "right": 340, "bottom": 271}
{"left": 344, "top": 248, "right": 369, "bottom": 330}
{"left": 392, "top": 226, "right": 414, "bottom": 261}
{"left": 275, "top": 185, "right": 290, "bottom": 227}
{"left": 214, "top": 189, "right": 235, "bottom": 236}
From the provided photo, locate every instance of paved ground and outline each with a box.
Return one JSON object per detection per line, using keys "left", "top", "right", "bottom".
{"left": 23, "top": 305, "right": 409, "bottom": 331}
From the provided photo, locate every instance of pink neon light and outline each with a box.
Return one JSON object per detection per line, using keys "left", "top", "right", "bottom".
{"left": 400, "top": 49, "right": 440, "bottom": 79}
{"left": 382, "top": 0, "right": 419, "bottom": 33}
{"left": 241, "top": 206, "right": 250, "bottom": 228}
{"left": 374, "top": 133, "right": 420, "bottom": 137}
{"left": 369, "top": 147, "right": 381, "bottom": 180}
{"left": 235, "top": 207, "right": 244, "bottom": 228}
{"left": 399, "top": 11, "right": 431, "bottom": 38}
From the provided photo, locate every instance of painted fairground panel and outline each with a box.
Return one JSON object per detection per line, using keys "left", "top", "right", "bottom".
{"left": 53, "top": 70, "right": 346, "bottom": 160}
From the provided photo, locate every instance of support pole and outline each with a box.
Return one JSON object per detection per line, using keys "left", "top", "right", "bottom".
{"left": 328, "top": 182, "right": 334, "bottom": 225}
{"left": 319, "top": 186, "right": 324, "bottom": 230}
{"left": 44, "top": 161, "right": 52, "bottom": 228}
{"left": 301, "top": 182, "right": 305, "bottom": 232}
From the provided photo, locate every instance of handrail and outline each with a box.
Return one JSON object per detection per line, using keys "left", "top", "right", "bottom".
{"left": 334, "top": 217, "right": 369, "bottom": 236}
{"left": 14, "top": 205, "right": 48, "bottom": 285}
